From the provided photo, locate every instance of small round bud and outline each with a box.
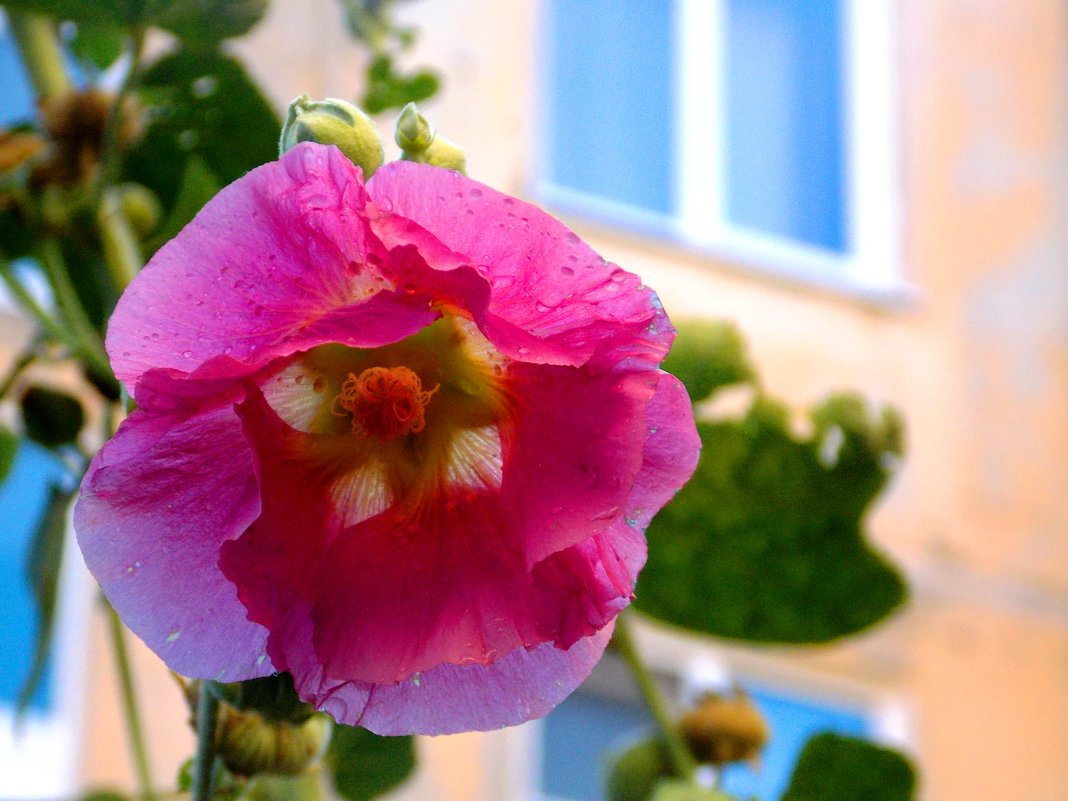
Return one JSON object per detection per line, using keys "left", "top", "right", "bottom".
{"left": 117, "top": 183, "right": 162, "bottom": 237}
{"left": 20, "top": 385, "right": 85, "bottom": 447}
{"left": 280, "top": 96, "right": 384, "bottom": 178}
{"left": 393, "top": 103, "right": 466, "bottom": 174}
{"left": 678, "top": 688, "right": 769, "bottom": 766}
{"left": 394, "top": 102, "right": 434, "bottom": 153}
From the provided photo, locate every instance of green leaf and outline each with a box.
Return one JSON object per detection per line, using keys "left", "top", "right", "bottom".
{"left": 781, "top": 733, "right": 916, "bottom": 801}
{"left": 2, "top": 0, "right": 267, "bottom": 37}
{"left": 79, "top": 791, "right": 131, "bottom": 801}
{"left": 328, "top": 725, "right": 415, "bottom": 801}
{"left": 124, "top": 49, "right": 279, "bottom": 209}
{"left": 650, "top": 780, "right": 735, "bottom": 801}
{"left": 605, "top": 735, "right": 672, "bottom": 801}
{"left": 20, "top": 385, "right": 85, "bottom": 447}
{"left": 244, "top": 773, "right": 324, "bottom": 801}
{"left": 69, "top": 21, "right": 125, "bottom": 71}
{"left": 17, "top": 483, "right": 75, "bottom": 716}
{"left": 148, "top": 0, "right": 269, "bottom": 46}
{"left": 0, "top": 1, "right": 132, "bottom": 26}
{"left": 0, "top": 425, "right": 16, "bottom": 486}
{"left": 661, "top": 320, "right": 755, "bottom": 403}
{"left": 145, "top": 155, "right": 220, "bottom": 253}
{"left": 636, "top": 391, "right": 907, "bottom": 643}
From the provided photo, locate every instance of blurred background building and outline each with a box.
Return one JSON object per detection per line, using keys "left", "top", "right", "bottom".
{"left": 1, "top": 1, "right": 1067, "bottom": 800}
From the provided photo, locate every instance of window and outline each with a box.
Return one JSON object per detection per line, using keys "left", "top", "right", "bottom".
{"left": 536, "top": 0, "right": 902, "bottom": 299}
{"left": 532, "top": 651, "right": 906, "bottom": 801}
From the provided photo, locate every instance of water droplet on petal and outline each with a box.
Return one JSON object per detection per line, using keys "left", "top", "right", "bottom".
{"left": 182, "top": 350, "right": 193, "bottom": 358}
{"left": 561, "top": 266, "right": 574, "bottom": 277}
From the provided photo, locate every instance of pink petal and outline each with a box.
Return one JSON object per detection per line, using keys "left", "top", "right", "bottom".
{"left": 74, "top": 406, "right": 272, "bottom": 681}
{"left": 526, "top": 372, "right": 700, "bottom": 644}
{"left": 367, "top": 162, "right": 673, "bottom": 367}
{"left": 501, "top": 363, "right": 656, "bottom": 566}
{"left": 108, "top": 144, "right": 407, "bottom": 387}
{"left": 322, "top": 626, "right": 615, "bottom": 735}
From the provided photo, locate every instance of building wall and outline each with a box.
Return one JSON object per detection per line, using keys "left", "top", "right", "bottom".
{"left": 70, "top": 1, "right": 1068, "bottom": 800}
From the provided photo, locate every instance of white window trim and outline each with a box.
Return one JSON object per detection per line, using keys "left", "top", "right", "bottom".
{"left": 0, "top": 515, "right": 94, "bottom": 800}
{"left": 532, "top": 0, "right": 912, "bottom": 306}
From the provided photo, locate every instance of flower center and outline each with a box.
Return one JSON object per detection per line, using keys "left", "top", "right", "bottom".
{"left": 332, "top": 366, "right": 439, "bottom": 440}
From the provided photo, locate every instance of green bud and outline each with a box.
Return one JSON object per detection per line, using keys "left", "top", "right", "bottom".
{"left": 393, "top": 102, "right": 467, "bottom": 174}
{"left": 216, "top": 706, "right": 332, "bottom": 777}
{"left": 280, "top": 95, "right": 384, "bottom": 178}
{"left": 394, "top": 102, "right": 434, "bottom": 153}
{"left": 117, "top": 183, "right": 162, "bottom": 237}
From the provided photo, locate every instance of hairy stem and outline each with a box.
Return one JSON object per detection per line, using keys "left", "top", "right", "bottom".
{"left": 192, "top": 682, "right": 221, "bottom": 801}
{"left": 613, "top": 611, "right": 698, "bottom": 780}
{"left": 108, "top": 604, "right": 158, "bottom": 801}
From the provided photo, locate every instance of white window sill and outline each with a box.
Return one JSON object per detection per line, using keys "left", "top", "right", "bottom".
{"left": 532, "top": 182, "right": 919, "bottom": 311}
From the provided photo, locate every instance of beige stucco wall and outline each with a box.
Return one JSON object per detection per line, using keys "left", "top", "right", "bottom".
{"left": 67, "top": 1, "right": 1068, "bottom": 800}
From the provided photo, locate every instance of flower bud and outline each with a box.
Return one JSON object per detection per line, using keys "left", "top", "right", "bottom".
{"left": 280, "top": 96, "right": 384, "bottom": 178}
{"left": 20, "top": 385, "right": 85, "bottom": 447}
{"left": 215, "top": 705, "right": 332, "bottom": 777}
{"left": 117, "top": 183, "right": 162, "bottom": 237}
{"left": 678, "top": 687, "right": 769, "bottom": 766}
{"left": 393, "top": 103, "right": 466, "bottom": 174}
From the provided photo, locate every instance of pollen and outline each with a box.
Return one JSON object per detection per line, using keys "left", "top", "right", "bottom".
{"left": 332, "top": 365, "right": 439, "bottom": 440}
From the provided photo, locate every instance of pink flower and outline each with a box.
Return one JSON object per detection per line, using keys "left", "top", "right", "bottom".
{"left": 74, "top": 144, "right": 699, "bottom": 735}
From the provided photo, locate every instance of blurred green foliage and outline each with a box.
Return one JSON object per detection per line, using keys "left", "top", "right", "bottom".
{"left": 782, "top": 733, "right": 916, "bottom": 801}
{"left": 637, "top": 321, "right": 906, "bottom": 643}
{"left": 328, "top": 725, "right": 416, "bottom": 801}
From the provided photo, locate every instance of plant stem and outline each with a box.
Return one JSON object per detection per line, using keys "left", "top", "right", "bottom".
{"left": 36, "top": 239, "right": 111, "bottom": 378}
{"left": 192, "top": 682, "right": 221, "bottom": 801}
{"left": 613, "top": 611, "right": 698, "bottom": 780}
{"left": 7, "top": 12, "right": 70, "bottom": 102}
{"left": 98, "top": 187, "right": 143, "bottom": 290}
{"left": 107, "top": 604, "right": 158, "bottom": 801}
{"left": 98, "top": 27, "right": 146, "bottom": 194}
{"left": 0, "top": 260, "right": 69, "bottom": 341}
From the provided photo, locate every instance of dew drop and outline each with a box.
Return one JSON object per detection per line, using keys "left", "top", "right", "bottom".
{"left": 166, "top": 628, "right": 182, "bottom": 642}
{"left": 503, "top": 197, "right": 515, "bottom": 206}
{"left": 469, "top": 188, "right": 483, "bottom": 198}
{"left": 565, "top": 232, "right": 580, "bottom": 244}
{"left": 182, "top": 350, "right": 193, "bottom": 358}
{"left": 313, "top": 377, "right": 326, "bottom": 392}
{"left": 561, "top": 266, "right": 574, "bottom": 277}
{"left": 294, "top": 374, "right": 305, "bottom": 384}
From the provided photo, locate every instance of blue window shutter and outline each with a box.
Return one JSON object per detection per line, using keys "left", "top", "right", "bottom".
{"left": 543, "top": 0, "right": 676, "bottom": 215}
{"left": 723, "top": 0, "right": 848, "bottom": 253}
{"left": 0, "top": 443, "right": 70, "bottom": 713}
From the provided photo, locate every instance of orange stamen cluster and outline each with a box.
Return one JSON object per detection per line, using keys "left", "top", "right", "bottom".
{"left": 333, "top": 366, "right": 439, "bottom": 440}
